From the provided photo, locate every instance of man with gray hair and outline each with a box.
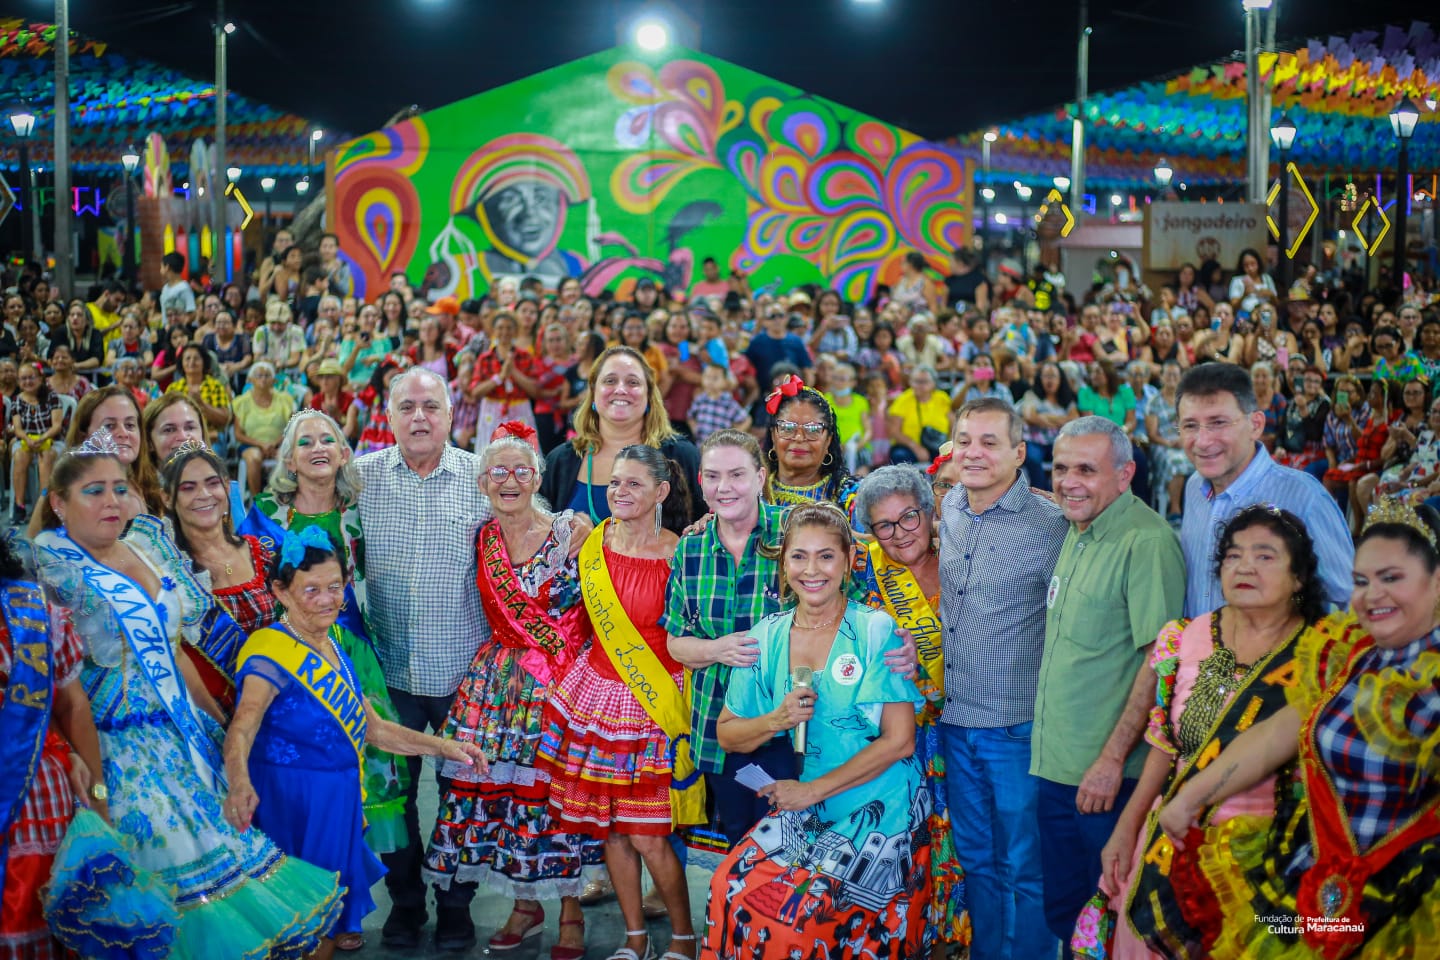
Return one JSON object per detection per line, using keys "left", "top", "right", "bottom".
{"left": 938, "top": 397, "right": 1067, "bottom": 960}
{"left": 355, "top": 365, "right": 492, "bottom": 950}
{"left": 1034, "top": 415, "right": 1185, "bottom": 948}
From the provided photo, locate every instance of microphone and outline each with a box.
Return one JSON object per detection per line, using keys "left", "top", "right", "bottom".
{"left": 792, "top": 666, "right": 814, "bottom": 756}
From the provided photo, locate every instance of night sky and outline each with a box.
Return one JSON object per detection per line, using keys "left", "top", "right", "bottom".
{"left": 71, "top": 0, "right": 1436, "bottom": 141}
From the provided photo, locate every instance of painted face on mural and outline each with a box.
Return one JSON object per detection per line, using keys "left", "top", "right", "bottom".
{"left": 484, "top": 182, "right": 562, "bottom": 258}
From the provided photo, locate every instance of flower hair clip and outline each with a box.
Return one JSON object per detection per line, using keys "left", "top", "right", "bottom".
{"left": 73, "top": 427, "right": 122, "bottom": 457}
{"left": 926, "top": 441, "right": 954, "bottom": 476}
{"left": 765, "top": 375, "right": 806, "bottom": 415}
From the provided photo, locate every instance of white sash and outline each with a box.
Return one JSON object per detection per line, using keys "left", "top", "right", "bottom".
{"left": 35, "top": 529, "right": 224, "bottom": 790}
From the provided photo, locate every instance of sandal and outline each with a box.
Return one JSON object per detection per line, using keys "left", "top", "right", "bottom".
{"left": 489, "top": 902, "right": 545, "bottom": 951}
{"left": 606, "top": 929, "right": 655, "bottom": 960}
{"left": 661, "top": 933, "right": 697, "bottom": 960}
{"left": 550, "top": 918, "right": 585, "bottom": 960}
{"left": 334, "top": 932, "right": 365, "bottom": 952}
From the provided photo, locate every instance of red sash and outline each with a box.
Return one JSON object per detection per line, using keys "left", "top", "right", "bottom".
{"left": 474, "top": 520, "right": 588, "bottom": 685}
{"left": 1294, "top": 636, "right": 1440, "bottom": 958}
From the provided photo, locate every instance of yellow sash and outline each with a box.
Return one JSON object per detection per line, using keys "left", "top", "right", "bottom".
{"left": 237, "top": 626, "right": 368, "bottom": 803}
{"left": 579, "top": 521, "right": 706, "bottom": 825}
{"left": 867, "top": 540, "right": 944, "bottom": 703}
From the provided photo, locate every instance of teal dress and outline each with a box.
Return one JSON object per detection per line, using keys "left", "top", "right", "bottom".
{"left": 702, "top": 602, "right": 936, "bottom": 959}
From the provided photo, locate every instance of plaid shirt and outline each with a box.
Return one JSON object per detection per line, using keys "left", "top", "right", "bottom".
{"left": 1313, "top": 630, "right": 1440, "bottom": 852}
{"left": 1323, "top": 403, "right": 1372, "bottom": 464}
{"left": 661, "top": 503, "right": 788, "bottom": 773}
{"left": 687, "top": 391, "right": 748, "bottom": 441}
{"left": 356, "top": 444, "right": 494, "bottom": 696}
{"left": 166, "top": 375, "right": 232, "bottom": 410}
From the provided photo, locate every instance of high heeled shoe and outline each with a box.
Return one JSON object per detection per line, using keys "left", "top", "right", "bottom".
{"left": 488, "top": 902, "right": 544, "bottom": 951}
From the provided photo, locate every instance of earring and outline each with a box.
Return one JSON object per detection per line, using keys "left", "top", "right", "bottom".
{"left": 822, "top": 452, "right": 835, "bottom": 467}
{"left": 287, "top": 470, "right": 297, "bottom": 481}
{"left": 653, "top": 501, "right": 662, "bottom": 537}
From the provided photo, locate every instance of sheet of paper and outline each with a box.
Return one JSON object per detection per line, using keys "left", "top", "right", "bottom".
{"left": 734, "top": 763, "right": 776, "bottom": 792}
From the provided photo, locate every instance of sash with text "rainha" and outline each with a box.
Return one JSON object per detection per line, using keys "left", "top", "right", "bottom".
{"left": 0, "top": 582, "right": 53, "bottom": 894}
{"left": 866, "top": 540, "right": 944, "bottom": 703}
{"left": 237, "top": 626, "right": 367, "bottom": 802}
{"left": 579, "top": 521, "right": 705, "bottom": 825}
{"left": 1126, "top": 621, "right": 1305, "bottom": 958}
{"left": 476, "top": 520, "right": 586, "bottom": 686}
{"left": 36, "top": 529, "right": 224, "bottom": 790}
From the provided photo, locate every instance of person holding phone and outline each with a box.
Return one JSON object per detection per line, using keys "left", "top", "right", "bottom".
{"left": 1227, "top": 248, "right": 1277, "bottom": 314}
{"left": 949, "top": 354, "right": 1013, "bottom": 410}
{"left": 1243, "top": 304, "right": 1297, "bottom": 368}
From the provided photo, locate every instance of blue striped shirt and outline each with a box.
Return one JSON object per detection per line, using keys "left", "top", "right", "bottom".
{"left": 1180, "top": 444, "right": 1352, "bottom": 617}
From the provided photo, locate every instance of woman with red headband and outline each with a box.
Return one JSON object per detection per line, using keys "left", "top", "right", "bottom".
{"left": 422, "top": 421, "right": 600, "bottom": 959}
{"left": 760, "top": 374, "right": 861, "bottom": 520}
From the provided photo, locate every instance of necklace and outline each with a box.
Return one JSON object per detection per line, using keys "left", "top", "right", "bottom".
{"left": 793, "top": 607, "right": 843, "bottom": 631}
{"left": 281, "top": 612, "right": 333, "bottom": 654}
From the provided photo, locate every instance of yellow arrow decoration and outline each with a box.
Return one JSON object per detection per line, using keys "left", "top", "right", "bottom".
{"left": 1264, "top": 164, "right": 1319, "bottom": 259}
{"left": 1352, "top": 197, "right": 1391, "bottom": 257}
{"left": 1045, "top": 188, "right": 1075, "bottom": 237}
{"left": 225, "top": 182, "right": 255, "bottom": 230}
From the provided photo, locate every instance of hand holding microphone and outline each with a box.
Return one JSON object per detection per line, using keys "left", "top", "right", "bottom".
{"left": 786, "top": 666, "right": 816, "bottom": 756}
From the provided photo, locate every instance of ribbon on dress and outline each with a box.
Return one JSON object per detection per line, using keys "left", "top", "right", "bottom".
{"left": 865, "top": 540, "right": 944, "bottom": 704}
{"left": 34, "top": 529, "right": 224, "bottom": 791}
{"left": 237, "top": 626, "right": 368, "bottom": 804}
{"left": 0, "top": 582, "right": 54, "bottom": 895}
{"left": 474, "top": 519, "right": 585, "bottom": 687}
{"left": 579, "top": 521, "right": 705, "bottom": 826}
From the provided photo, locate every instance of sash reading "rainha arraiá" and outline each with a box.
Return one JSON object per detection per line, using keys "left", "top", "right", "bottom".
{"left": 0, "top": 582, "right": 53, "bottom": 894}
{"left": 866, "top": 540, "right": 944, "bottom": 703}
{"left": 579, "top": 521, "right": 705, "bottom": 825}
{"left": 237, "top": 627, "right": 367, "bottom": 801}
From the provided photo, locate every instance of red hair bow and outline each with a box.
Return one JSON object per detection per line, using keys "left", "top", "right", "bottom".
{"left": 925, "top": 440, "right": 955, "bottom": 476}
{"left": 764, "top": 375, "right": 806, "bottom": 415}
{"left": 491, "top": 420, "right": 539, "bottom": 451}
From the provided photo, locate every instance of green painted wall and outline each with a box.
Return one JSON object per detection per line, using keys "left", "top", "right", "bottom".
{"left": 330, "top": 44, "right": 972, "bottom": 305}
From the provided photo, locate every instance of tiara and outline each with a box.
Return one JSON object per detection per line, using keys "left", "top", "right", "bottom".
{"left": 73, "top": 427, "right": 121, "bottom": 457}
{"left": 1364, "top": 497, "right": 1438, "bottom": 549}
{"left": 163, "top": 438, "right": 209, "bottom": 468}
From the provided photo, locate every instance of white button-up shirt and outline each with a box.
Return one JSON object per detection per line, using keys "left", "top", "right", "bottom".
{"left": 356, "top": 444, "right": 493, "bottom": 697}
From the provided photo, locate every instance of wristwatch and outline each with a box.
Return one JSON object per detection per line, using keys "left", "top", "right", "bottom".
{"left": 89, "top": 783, "right": 109, "bottom": 802}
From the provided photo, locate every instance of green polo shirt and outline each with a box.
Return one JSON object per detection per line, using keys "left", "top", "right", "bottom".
{"left": 1032, "top": 491, "right": 1185, "bottom": 786}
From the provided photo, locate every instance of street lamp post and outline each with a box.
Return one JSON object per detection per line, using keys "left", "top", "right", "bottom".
{"left": 1269, "top": 113, "right": 1296, "bottom": 291}
{"left": 981, "top": 129, "right": 997, "bottom": 269}
{"left": 54, "top": 0, "right": 72, "bottom": 297}
{"left": 260, "top": 176, "right": 276, "bottom": 232}
{"left": 1390, "top": 96, "right": 1419, "bottom": 293}
{"left": 8, "top": 108, "right": 35, "bottom": 264}
{"left": 120, "top": 144, "right": 139, "bottom": 282}
{"left": 1243, "top": 0, "right": 1277, "bottom": 203}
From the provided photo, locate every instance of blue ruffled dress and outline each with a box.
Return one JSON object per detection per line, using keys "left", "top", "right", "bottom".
{"left": 238, "top": 638, "right": 386, "bottom": 935}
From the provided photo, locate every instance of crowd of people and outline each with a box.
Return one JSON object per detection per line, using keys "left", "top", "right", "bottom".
{"left": 0, "top": 228, "right": 1438, "bottom": 960}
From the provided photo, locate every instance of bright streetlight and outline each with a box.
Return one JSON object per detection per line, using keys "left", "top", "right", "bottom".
{"left": 1153, "top": 158, "right": 1173, "bottom": 187}
{"left": 634, "top": 19, "right": 669, "bottom": 51}
{"left": 980, "top": 187, "right": 996, "bottom": 202}
{"left": 296, "top": 176, "right": 311, "bottom": 196}
{"left": 121, "top": 145, "right": 140, "bottom": 174}
{"left": 1053, "top": 175, "right": 1071, "bottom": 191}
{"left": 994, "top": 213, "right": 1008, "bottom": 225}
{"left": 260, "top": 176, "right": 276, "bottom": 193}
{"left": 226, "top": 165, "right": 242, "bottom": 183}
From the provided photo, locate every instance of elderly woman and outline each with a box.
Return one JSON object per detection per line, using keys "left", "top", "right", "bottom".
{"left": 1157, "top": 500, "right": 1440, "bottom": 958}
{"left": 114, "top": 355, "right": 157, "bottom": 411}
{"left": 223, "top": 528, "right": 487, "bottom": 960}
{"left": 1146, "top": 362, "right": 1195, "bottom": 524}
{"left": 35, "top": 443, "right": 341, "bottom": 957}
{"left": 465, "top": 310, "right": 540, "bottom": 444}
{"left": 704, "top": 503, "right": 933, "bottom": 959}
{"left": 165, "top": 344, "right": 233, "bottom": 430}
{"left": 856, "top": 465, "right": 968, "bottom": 948}
{"left": 1071, "top": 506, "right": 1332, "bottom": 959}
{"left": 763, "top": 377, "right": 860, "bottom": 516}
{"left": 540, "top": 345, "right": 700, "bottom": 524}
{"left": 232, "top": 361, "right": 296, "bottom": 496}
{"left": 422, "top": 422, "right": 601, "bottom": 958}
{"left": 888, "top": 364, "right": 952, "bottom": 464}
{"left": 538, "top": 445, "right": 699, "bottom": 960}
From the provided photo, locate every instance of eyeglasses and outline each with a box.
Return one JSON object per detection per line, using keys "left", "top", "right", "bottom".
{"left": 485, "top": 465, "right": 536, "bottom": 484}
{"left": 932, "top": 480, "right": 956, "bottom": 495}
{"left": 774, "top": 420, "right": 826, "bottom": 440}
{"left": 872, "top": 507, "right": 925, "bottom": 541}
{"left": 1178, "top": 416, "right": 1242, "bottom": 438}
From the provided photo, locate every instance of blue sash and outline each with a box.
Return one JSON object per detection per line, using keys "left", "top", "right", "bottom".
{"left": 35, "top": 530, "right": 224, "bottom": 791}
{"left": 0, "top": 582, "right": 52, "bottom": 894}
{"left": 237, "top": 503, "right": 372, "bottom": 647}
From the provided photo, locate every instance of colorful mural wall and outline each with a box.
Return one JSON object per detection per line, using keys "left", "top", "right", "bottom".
{"left": 329, "top": 45, "right": 973, "bottom": 303}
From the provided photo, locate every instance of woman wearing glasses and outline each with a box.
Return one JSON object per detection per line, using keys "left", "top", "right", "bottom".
{"left": 422, "top": 421, "right": 600, "bottom": 958}
{"left": 540, "top": 345, "right": 701, "bottom": 526}
{"left": 761, "top": 376, "right": 860, "bottom": 518}
{"left": 855, "top": 465, "right": 969, "bottom": 950}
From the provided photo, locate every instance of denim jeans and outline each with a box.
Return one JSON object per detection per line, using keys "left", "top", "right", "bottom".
{"left": 1036, "top": 776, "right": 1138, "bottom": 958}
{"left": 384, "top": 687, "right": 476, "bottom": 911}
{"left": 1024, "top": 442, "right": 1054, "bottom": 491}
{"left": 941, "top": 722, "right": 1057, "bottom": 960}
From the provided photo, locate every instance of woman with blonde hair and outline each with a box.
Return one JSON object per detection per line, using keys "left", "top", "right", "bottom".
{"left": 540, "top": 345, "right": 700, "bottom": 524}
